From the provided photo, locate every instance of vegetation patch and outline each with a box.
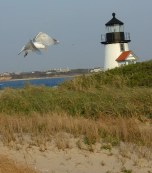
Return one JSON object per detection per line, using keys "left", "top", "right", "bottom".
{"left": 0, "top": 60, "right": 151, "bottom": 148}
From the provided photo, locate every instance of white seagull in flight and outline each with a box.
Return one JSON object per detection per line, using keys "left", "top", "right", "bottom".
{"left": 18, "top": 32, "right": 59, "bottom": 57}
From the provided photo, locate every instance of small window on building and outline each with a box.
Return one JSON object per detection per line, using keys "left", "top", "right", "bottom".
{"left": 120, "top": 43, "right": 125, "bottom": 52}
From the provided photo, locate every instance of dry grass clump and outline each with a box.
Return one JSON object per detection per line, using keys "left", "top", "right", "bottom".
{"left": 0, "top": 113, "right": 151, "bottom": 149}
{"left": 0, "top": 154, "right": 39, "bottom": 173}
{"left": 98, "top": 116, "right": 152, "bottom": 146}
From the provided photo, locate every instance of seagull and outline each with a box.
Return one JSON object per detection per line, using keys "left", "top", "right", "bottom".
{"left": 18, "top": 32, "right": 59, "bottom": 57}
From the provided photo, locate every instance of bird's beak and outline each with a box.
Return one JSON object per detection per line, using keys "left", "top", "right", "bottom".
{"left": 56, "top": 40, "right": 60, "bottom": 44}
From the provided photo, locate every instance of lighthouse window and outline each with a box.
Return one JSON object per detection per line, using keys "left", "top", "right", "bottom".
{"left": 120, "top": 43, "right": 125, "bottom": 52}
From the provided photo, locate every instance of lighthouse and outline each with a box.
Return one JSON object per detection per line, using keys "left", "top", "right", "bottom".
{"left": 101, "top": 13, "right": 138, "bottom": 70}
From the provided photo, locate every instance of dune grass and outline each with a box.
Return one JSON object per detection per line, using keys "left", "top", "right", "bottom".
{"left": 0, "top": 60, "right": 152, "bottom": 118}
{"left": 0, "top": 113, "right": 152, "bottom": 149}
{"left": 60, "top": 60, "right": 152, "bottom": 90}
{"left": 0, "top": 85, "right": 151, "bottom": 118}
{"left": 0, "top": 61, "right": 151, "bottom": 149}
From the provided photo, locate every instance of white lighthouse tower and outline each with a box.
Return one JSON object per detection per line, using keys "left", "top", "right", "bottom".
{"left": 101, "top": 13, "right": 138, "bottom": 70}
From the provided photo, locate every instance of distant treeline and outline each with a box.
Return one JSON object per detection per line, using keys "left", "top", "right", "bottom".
{"left": 10, "top": 69, "right": 90, "bottom": 79}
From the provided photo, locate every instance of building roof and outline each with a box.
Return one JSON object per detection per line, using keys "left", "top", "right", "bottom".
{"left": 105, "top": 13, "right": 124, "bottom": 26}
{"left": 116, "top": 51, "right": 133, "bottom": 62}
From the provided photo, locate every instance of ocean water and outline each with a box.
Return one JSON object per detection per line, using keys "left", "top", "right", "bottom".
{"left": 0, "top": 77, "right": 71, "bottom": 89}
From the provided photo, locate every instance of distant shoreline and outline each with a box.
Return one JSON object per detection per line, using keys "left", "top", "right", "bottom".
{"left": 0, "top": 74, "right": 79, "bottom": 82}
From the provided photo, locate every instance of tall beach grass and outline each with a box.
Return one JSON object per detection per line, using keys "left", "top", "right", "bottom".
{"left": 0, "top": 85, "right": 151, "bottom": 118}
{"left": 0, "top": 113, "right": 152, "bottom": 148}
{"left": 0, "top": 60, "right": 151, "bottom": 149}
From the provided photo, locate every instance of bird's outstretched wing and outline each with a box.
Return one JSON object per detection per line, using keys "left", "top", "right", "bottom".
{"left": 33, "top": 32, "right": 59, "bottom": 46}
{"left": 18, "top": 40, "right": 41, "bottom": 56}
{"left": 18, "top": 46, "right": 25, "bottom": 55}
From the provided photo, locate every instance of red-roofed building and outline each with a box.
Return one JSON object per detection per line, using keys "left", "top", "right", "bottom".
{"left": 116, "top": 50, "right": 138, "bottom": 66}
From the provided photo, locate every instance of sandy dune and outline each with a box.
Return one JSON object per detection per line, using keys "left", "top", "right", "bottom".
{"left": 0, "top": 137, "right": 151, "bottom": 173}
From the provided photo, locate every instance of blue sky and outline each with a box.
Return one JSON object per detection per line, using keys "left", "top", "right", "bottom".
{"left": 0, "top": 0, "right": 152, "bottom": 72}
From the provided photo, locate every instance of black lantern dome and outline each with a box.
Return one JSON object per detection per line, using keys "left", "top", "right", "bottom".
{"left": 105, "top": 13, "right": 123, "bottom": 26}
{"left": 101, "top": 13, "right": 131, "bottom": 44}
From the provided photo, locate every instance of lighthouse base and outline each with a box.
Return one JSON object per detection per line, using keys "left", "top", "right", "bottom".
{"left": 104, "top": 43, "right": 129, "bottom": 70}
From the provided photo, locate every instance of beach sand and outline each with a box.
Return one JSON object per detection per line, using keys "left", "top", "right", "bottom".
{"left": 0, "top": 135, "right": 151, "bottom": 173}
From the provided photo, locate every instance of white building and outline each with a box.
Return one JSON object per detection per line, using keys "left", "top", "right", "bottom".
{"left": 116, "top": 50, "right": 138, "bottom": 67}
{"left": 101, "top": 13, "right": 138, "bottom": 70}
{"left": 90, "top": 67, "right": 102, "bottom": 73}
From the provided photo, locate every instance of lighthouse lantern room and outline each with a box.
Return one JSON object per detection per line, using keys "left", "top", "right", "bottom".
{"left": 101, "top": 13, "right": 138, "bottom": 70}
